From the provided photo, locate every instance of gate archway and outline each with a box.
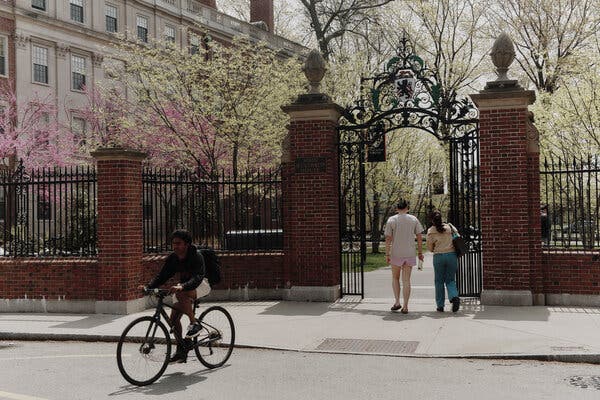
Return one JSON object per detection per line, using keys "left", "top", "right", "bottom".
{"left": 339, "top": 38, "right": 481, "bottom": 298}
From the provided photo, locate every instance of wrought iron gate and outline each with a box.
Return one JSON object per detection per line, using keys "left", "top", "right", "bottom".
{"left": 339, "top": 130, "right": 366, "bottom": 297}
{"left": 338, "top": 37, "right": 481, "bottom": 298}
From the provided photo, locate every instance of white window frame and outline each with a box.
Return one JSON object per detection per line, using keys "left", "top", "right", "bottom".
{"left": 31, "top": 0, "right": 46, "bottom": 11}
{"left": 32, "top": 45, "right": 49, "bottom": 84}
{"left": 189, "top": 34, "right": 200, "bottom": 54}
{"left": 71, "top": 54, "right": 86, "bottom": 91}
{"left": 70, "top": 0, "right": 84, "bottom": 23}
{"left": 105, "top": 4, "right": 118, "bottom": 33}
{"left": 71, "top": 116, "right": 87, "bottom": 146}
{"left": 137, "top": 15, "right": 149, "bottom": 43}
{"left": 0, "top": 36, "right": 7, "bottom": 77}
{"left": 165, "top": 25, "right": 176, "bottom": 43}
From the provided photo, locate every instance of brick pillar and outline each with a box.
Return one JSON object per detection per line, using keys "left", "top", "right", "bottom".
{"left": 281, "top": 94, "right": 343, "bottom": 301}
{"left": 250, "top": 0, "right": 274, "bottom": 32}
{"left": 91, "top": 147, "right": 146, "bottom": 314}
{"left": 199, "top": 0, "right": 216, "bottom": 8}
{"left": 471, "top": 88, "right": 542, "bottom": 305}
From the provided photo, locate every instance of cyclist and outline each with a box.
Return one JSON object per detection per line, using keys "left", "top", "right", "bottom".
{"left": 141, "top": 229, "right": 205, "bottom": 363}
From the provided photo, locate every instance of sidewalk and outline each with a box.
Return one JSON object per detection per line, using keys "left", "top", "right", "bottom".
{"left": 2, "top": 297, "right": 600, "bottom": 363}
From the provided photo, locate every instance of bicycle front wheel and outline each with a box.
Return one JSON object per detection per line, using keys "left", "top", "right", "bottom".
{"left": 116, "top": 316, "right": 171, "bottom": 386}
{"left": 194, "top": 306, "right": 235, "bottom": 368}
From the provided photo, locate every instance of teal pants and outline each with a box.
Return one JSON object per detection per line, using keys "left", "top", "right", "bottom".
{"left": 433, "top": 252, "right": 459, "bottom": 308}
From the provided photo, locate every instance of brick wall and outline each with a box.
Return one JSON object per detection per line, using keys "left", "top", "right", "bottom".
{"left": 282, "top": 117, "right": 340, "bottom": 287}
{"left": 0, "top": 258, "right": 98, "bottom": 299}
{"left": 143, "top": 253, "right": 285, "bottom": 289}
{"left": 543, "top": 252, "right": 600, "bottom": 295}
{"left": 0, "top": 253, "right": 284, "bottom": 301}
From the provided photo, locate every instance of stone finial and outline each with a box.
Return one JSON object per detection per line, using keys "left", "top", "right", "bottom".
{"left": 303, "top": 50, "right": 326, "bottom": 94}
{"left": 490, "top": 33, "right": 516, "bottom": 81}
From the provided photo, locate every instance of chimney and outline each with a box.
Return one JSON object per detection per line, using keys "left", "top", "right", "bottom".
{"left": 250, "top": 0, "right": 274, "bottom": 33}
{"left": 199, "top": 0, "right": 216, "bottom": 8}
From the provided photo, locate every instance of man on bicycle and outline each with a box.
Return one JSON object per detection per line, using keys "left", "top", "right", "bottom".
{"left": 142, "top": 229, "right": 205, "bottom": 363}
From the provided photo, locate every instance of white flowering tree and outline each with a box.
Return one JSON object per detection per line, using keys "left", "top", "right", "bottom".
{"left": 83, "top": 34, "right": 303, "bottom": 179}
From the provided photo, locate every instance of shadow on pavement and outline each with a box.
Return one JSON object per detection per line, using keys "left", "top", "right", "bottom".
{"left": 108, "top": 364, "right": 231, "bottom": 396}
{"left": 50, "top": 314, "right": 122, "bottom": 329}
{"left": 259, "top": 302, "right": 331, "bottom": 316}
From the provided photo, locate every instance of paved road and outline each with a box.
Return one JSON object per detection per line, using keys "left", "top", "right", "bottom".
{"left": 1, "top": 341, "right": 599, "bottom": 400}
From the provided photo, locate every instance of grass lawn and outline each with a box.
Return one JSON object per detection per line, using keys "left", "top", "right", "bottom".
{"left": 364, "top": 252, "right": 386, "bottom": 272}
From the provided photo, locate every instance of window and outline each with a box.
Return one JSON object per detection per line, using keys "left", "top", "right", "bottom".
{"left": 105, "top": 4, "right": 118, "bottom": 33}
{"left": 137, "top": 16, "right": 148, "bottom": 43}
{"left": 32, "top": 46, "right": 48, "bottom": 84}
{"left": 70, "top": 0, "right": 84, "bottom": 23}
{"left": 71, "top": 116, "right": 86, "bottom": 146}
{"left": 35, "top": 112, "right": 50, "bottom": 147}
{"left": 165, "top": 25, "right": 175, "bottom": 43}
{"left": 31, "top": 0, "right": 45, "bottom": 11}
{"left": 189, "top": 35, "right": 199, "bottom": 55}
{"left": 71, "top": 55, "right": 86, "bottom": 91}
{"left": 0, "top": 37, "right": 6, "bottom": 76}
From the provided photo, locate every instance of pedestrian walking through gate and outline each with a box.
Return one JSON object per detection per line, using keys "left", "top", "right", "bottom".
{"left": 338, "top": 37, "right": 482, "bottom": 298}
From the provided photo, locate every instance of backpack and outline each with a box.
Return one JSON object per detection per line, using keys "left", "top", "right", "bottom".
{"left": 198, "top": 247, "right": 221, "bottom": 285}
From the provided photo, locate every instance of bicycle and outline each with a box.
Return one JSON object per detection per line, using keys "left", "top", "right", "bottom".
{"left": 116, "top": 288, "right": 235, "bottom": 386}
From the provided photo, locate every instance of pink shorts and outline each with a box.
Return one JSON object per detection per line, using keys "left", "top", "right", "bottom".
{"left": 390, "top": 256, "right": 416, "bottom": 267}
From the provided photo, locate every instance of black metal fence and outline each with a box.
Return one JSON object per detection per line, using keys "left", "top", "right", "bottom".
{"left": 142, "top": 168, "right": 282, "bottom": 253}
{"left": 0, "top": 162, "right": 97, "bottom": 257}
{"left": 541, "top": 156, "right": 599, "bottom": 251}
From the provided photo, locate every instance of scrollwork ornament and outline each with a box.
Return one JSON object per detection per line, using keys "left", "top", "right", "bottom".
{"left": 56, "top": 43, "right": 70, "bottom": 58}
{"left": 14, "top": 33, "right": 30, "bottom": 49}
{"left": 339, "top": 34, "right": 479, "bottom": 143}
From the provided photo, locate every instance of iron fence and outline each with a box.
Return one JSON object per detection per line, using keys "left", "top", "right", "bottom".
{"left": 142, "top": 168, "right": 282, "bottom": 253}
{"left": 541, "top": 156, "right": 599, "bottom": 251}
{"left": 0, "top": 161, "right": 97, "bottom": 257}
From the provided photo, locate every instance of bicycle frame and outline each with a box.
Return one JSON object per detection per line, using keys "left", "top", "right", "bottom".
{"left": 145, "top": 290, "right": 218, "bottom": 350}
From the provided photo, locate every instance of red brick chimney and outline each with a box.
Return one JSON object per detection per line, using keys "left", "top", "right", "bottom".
{"left": 250, "top": 0, "right": 274, "bottom": 33}
{"left": 199, "top": 0, "right": 216, "bottom": 8}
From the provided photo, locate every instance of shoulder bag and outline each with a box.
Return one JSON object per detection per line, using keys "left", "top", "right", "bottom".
{"left": 448, "top": 223, "right": 467, "bottom": 258}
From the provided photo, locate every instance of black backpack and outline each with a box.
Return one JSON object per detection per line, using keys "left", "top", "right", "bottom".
{"left": 198, "top": 247, "right": 221, "bottom": 285}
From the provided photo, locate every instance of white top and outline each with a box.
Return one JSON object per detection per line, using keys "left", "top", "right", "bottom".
{"left": 384, "top": 213, "right": 423, "bottom": 258}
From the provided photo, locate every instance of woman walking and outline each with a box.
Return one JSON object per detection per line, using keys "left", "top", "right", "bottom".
{"left": 426, "top": 211, "right": 460, "bottom": 313}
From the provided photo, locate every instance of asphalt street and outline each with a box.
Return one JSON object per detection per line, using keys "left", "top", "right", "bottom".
{"left": 1, "top": 341, "right": 599, "bottom": 400}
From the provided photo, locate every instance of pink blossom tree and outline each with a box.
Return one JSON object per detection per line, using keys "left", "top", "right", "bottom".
{"left": 0, "top": 84, "right": 76, "bottom": 170}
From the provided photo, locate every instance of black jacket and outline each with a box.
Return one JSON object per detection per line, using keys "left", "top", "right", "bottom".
{"left": 147, "top": 244, "right": 205, "bottom": 291}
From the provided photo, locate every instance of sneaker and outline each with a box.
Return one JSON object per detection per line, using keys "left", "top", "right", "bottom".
{"left": 169, "top": 351, "right": 187, "bottom": 363}
{"left": 451, "top": 297, "right": 460, "bottom": 313}
{"left": 185, "top": 322, "right": 203, "bottom": 338}
{"left": 436, "top": 307, "right": 444, "bottom": 312}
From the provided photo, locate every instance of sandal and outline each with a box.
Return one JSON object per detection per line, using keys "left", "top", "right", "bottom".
{"left": 401, "top": 308, "right": 408, "bottom": 314}
{"left": 390, "top": 304, "right": 402, "bottom": 311}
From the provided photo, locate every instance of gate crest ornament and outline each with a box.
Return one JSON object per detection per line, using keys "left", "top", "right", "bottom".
{"left": 341, "top": 35, "right": 478, "bottom": 142}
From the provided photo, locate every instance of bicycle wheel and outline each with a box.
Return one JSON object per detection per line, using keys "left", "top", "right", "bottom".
{"left": 116, "top": 316, "right": 171, "bottom": 386}
{"left": 194, "top": 306, "right": 235, "bottom": 368}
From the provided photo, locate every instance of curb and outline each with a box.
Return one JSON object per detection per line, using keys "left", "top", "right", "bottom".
{"left": 2, "top": 332, "right": 600, "bottom": 365}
